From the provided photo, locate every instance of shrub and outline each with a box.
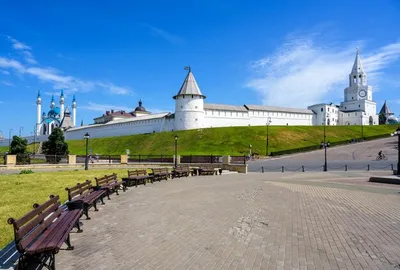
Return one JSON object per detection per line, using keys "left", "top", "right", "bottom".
{"left": 19, "top": 169, "right": 34, "bottom": 174}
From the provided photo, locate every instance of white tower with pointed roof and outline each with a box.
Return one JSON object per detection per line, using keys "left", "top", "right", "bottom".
{"left": 173, "top": 67, "right": 206, "bottom": 130}
{"left": 72, "top": 95, "right": 77, "bottom": 127}
{"left": 36, "top": 90, "right": 42, "bottom": 135}
{"left": 339, "top": 49, "right": 378, "bottom": 125}
{"left": 60, "top": 89, "right": 65, "bottom": 121}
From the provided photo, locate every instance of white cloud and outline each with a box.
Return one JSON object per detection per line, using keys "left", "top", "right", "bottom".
{"left": 0, "top": 70, "right": 10, "bottom": 75}
{"left": 6, "top": 36, "right": 37, "bottom": 64}
{"left": 1, "top": 81, "right": 14, "bottom": 87}
{"left": 247, "top": 35, "right": 400, "bottom": 108}
{"left": 0, "top": 56, "right": 131, "bottom": 95}
{"left": 56, "top": 53, "right": 74, "bottom": 61}
{"left": 142, "top": 23, "right": 183, "bottom": 45}
{"left": 80, "top": 102, "right": 131, "bottom": 112}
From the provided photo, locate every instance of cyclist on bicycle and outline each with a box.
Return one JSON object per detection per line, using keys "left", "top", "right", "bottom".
{"left": 378, "top": 150, "right": 383, "bottom": 159}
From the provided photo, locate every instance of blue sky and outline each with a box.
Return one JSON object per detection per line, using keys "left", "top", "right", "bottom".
{"left": 1, "top": 0, "right": 400, "bottom": 137}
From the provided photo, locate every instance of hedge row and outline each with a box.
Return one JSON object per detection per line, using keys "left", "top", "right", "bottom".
{"left": 270, "top": 133, "right": 391, "bottom": 156}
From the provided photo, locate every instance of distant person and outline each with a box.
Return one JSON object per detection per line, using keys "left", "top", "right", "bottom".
{"left": 378, "top": 150, "right": 383, "bottom": 159}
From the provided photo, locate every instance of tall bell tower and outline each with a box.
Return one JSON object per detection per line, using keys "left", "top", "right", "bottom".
{"left": 340, "top": 49, "right": 378, "bottom": 125}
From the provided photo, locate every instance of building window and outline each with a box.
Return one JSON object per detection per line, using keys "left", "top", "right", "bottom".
{"left": 195, "top": 106, "right": 198, "bottom": 109}
{"left": 328, "top": 108, "right": 330, "bottom": 112}
{"left": 321, "top": 108, "right": 323, "bottom": 112}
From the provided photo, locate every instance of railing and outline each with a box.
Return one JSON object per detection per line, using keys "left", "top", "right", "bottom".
{"left": 128, "top": 154, "right": 173, "bottom": 163}
{"left": 180, "top": 155, "right": 223, "bottom": 164}
{"left": 13, "top": 154, "right": 68, "bottom": 165}
{"left": 258, "top": 164, "right": 396, "bottom": 173}
{"left": 76, "top": 155, "right": 121, "bottom": 164}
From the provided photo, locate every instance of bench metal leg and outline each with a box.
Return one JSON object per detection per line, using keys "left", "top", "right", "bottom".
{"left": 75, "top": 219, "right": 83, "bottom": 233}
{"left": 100, "top": 196, "right": 105, "bottom": 205}
{"left": 65, "top": 234, "right": 74, "bottom": 250}
{"left": 93, "top": 201, "right": 99, "bottom": 212}
{"left": 115, "top": 187, "right": 119, "bottom": 195}
{"left": 83, "top": 205, "right": 91, "bottom": 220}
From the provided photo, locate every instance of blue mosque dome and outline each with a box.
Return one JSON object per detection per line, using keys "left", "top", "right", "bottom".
{"left": 48, "top": 107, "right": 61, "bottom": 117}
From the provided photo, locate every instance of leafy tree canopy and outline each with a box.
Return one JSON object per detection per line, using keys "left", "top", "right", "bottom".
{"left": 42, "top": 128, "right": 69, "bottom": 155}
{"left": 10, "top": 136, "right": 28, "bottom": 154}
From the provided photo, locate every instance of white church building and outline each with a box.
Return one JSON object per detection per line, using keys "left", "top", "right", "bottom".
{"left": 18, "top": 49, "right": 380, "bottom": 144}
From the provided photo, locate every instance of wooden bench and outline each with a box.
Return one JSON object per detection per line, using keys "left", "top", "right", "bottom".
{"left": 151, "top": 167, "right": 171, "bottom": 182}
{"left": 8, "top": 195, "right": 83, "bottom": 270}
{"left": 199, "top": 165, "right": 222, "bottom": 175}
{"left": 172, "top": 166, "right": 191, "bottom": 178}
{"left": 95, "top": 173, "right": 126, "bottom": 200}
{"left": 66, "top": 180, "right": 106, "bottom": 220}
{"left": 123, "top": 169, "right": 153, "bottom": 187}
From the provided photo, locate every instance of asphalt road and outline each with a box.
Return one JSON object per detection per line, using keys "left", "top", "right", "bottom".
{"left": 248, "top": 136, "right": 399, "bottom": 172}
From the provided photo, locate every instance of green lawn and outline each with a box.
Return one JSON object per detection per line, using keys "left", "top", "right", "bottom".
{"left": 0, "top": 169, "right": 131, "bottom": 249}
{"left": 67, "top": 125, "right": 397, "bottom": 156}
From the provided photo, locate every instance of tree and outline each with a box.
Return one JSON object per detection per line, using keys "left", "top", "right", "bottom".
{"left": 10, "top": 136, "right": 30, "bottom": 164}
{"left": 10, "top": 136, "right": 28, "bottom": 154}
{"left": 42, "top": 128, "right": 69, "bottom": 163}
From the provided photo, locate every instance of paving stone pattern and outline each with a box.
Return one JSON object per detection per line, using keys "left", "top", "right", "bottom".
{"left": 56, "top": 172, "right": 400, "bottom": 270}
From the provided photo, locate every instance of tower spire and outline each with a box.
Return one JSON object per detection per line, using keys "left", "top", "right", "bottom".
{"left": 351, "top": 47, "right": 364, "bottom": 74}
{"left": 50, "top": 95, "right": 55, "bottom": 109}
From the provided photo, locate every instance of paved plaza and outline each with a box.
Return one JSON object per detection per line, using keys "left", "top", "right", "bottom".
{"left": 56, "top": 172, "right": 400, "bottom": 270}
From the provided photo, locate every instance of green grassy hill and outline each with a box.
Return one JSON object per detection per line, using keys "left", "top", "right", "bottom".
{"left": 65, "top": 125, "right": 397, "bottom": 156}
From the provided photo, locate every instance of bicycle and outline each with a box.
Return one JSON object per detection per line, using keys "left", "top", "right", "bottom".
{"left": 376, "top": 154, "right": 388, "bottom": 160}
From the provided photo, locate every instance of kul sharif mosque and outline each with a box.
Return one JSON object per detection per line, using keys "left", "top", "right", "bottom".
{"left": 35, "top": 89, "right": 76, "bottom": 135}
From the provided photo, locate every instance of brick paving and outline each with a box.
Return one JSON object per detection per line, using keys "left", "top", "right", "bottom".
{"left": 56, "top": 172, "right": 400, "bottom": 270}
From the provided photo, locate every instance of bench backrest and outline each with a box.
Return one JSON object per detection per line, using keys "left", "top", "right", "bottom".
{"left": 175, "top": 166, "right": 189, "bottom": 171}
{"left": 95, "top": 173, "right": 118, "bottom": 187}
{"left": 8, "top": 195, "right": 63, "bottom": 253}
{"left": 65, "top": 180, "right": 94, "bottom": 201}
{"left": 152, "top": 168, "right": 168, "bottom": 174}
{"left": 128, "top": 169, "right": 147, "bottom": 177}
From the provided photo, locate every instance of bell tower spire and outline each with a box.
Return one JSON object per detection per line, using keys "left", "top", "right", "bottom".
{"left": 349, "top": 48, "right": 367, "bottom": 87}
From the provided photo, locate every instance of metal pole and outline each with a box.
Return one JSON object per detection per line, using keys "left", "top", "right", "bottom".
{"left": 9, "top": 129, "right": 13, "bottom": 153}
{"left": 397, "top": 131, "right": 400, "bottom": 175}
{"left": 324, "top": 119, "right": 327, "bottom": 172}
{"left": 174, "top": 138, "right": 178, "bottom": 168}
{"left": 85, "top": 138, "right": 89, "bottom": 170}
{"left": 33, "top": 125, "right": 36, "bottom": 156}
{"left": 266, "top": 124, "right": 269, "bottom": 156}
{"left": 361, "top": 115, "right": 364, "bottom": 141}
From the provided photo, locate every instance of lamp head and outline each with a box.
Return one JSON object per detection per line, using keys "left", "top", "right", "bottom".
{"left": 84, "top": 132, "right": 90, "bottom": 139}
{"left": 174, "top": 135, "right": 178, "bottom": 140}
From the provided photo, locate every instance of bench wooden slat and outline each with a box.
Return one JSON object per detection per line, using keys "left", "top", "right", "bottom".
{"left": 16, "top": 201, "right": 61, "bottom": 242}
{"left": 14, "top": 195, "right": 59, "bottom": 229}
{"left": 26, "top": 209, "right": 75, "bottom": 254}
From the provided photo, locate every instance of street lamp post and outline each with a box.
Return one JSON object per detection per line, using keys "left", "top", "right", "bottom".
{"left": 19, "top": 126, "right": 24, "bottom": 137}
{"left": 174, "top": 135, "right": 178, "bottom": 168}
{"left": 249, "top": 144, "right": 252, "bottom": 159}
{"left": 8, "top": 129, "right": 13, "bottom": 153}
{"left": 266, "top": 117, "right": 272, "bottom": 156}
{"left": 392, "top": 127, "right": 400, "bottom": 175}
{"left": 84, "top": 133, "right": 90, "bottom": 170}
{"left": 321, "top": 113, "right": 330, "bottom": 172}
{"left": 360, "top": 115, "right": 364, "bottom": 141}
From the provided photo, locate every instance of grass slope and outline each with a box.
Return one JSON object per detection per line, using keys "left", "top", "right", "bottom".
{"left": 0, "top": 169, "right": 131, "bottom": 249}
{"left": 67, "top": 125, "right": 397, "bottom": 156}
